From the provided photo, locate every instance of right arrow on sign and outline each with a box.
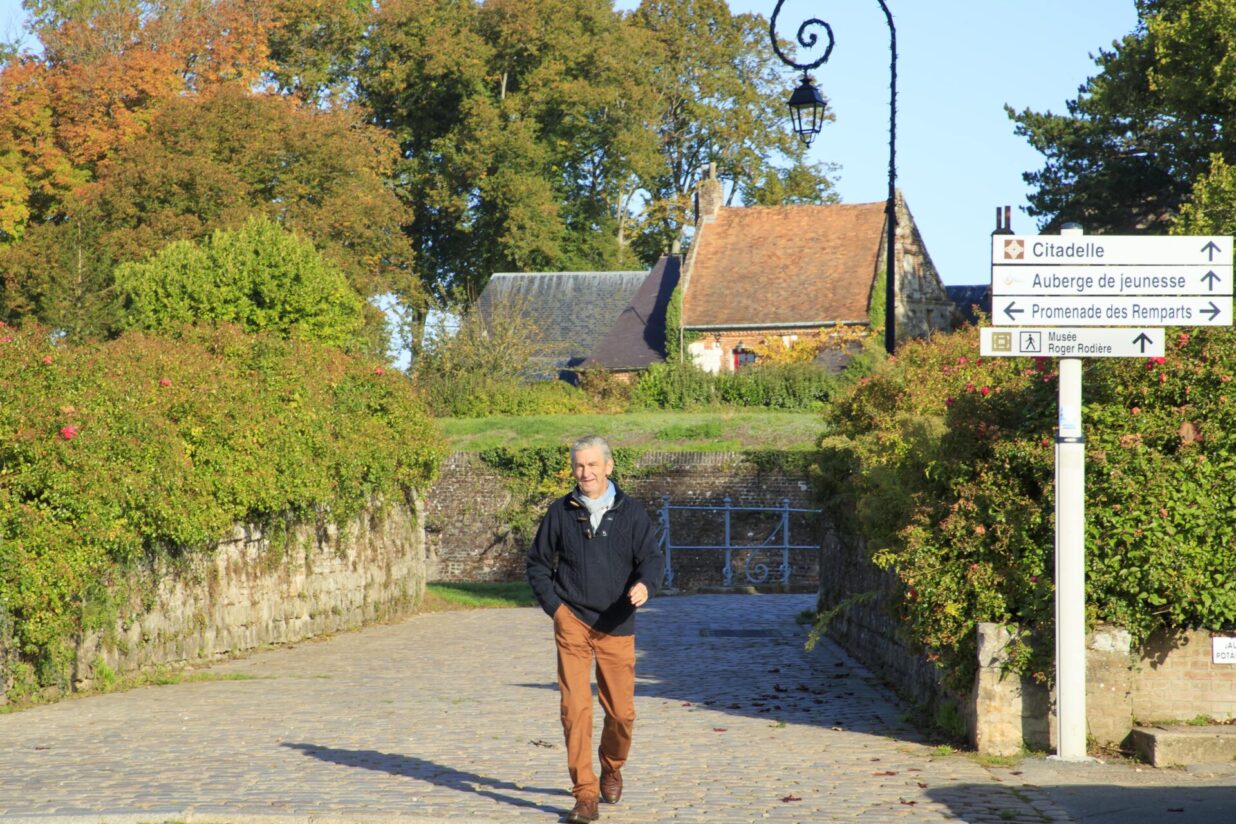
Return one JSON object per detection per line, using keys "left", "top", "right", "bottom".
{"left": 1003, "top": 301, "right": 1024, "bottom": 322}
{"left": 1203, "top": 301, "right": 1222, "bottom": 321}
{"left": 1203, "top": 241, "right": 1223, "bottom": 261}
{"left": 1133, "top": 332, "right": 1154, "bottom": 353}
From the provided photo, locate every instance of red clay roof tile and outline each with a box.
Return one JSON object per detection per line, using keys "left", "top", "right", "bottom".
{"left": 681, "top": 201, "right": 886, "bottom": 327}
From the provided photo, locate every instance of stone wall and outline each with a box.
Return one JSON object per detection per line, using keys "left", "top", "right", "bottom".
{"left": 61, "top": 499, "right": 427, "bottom": 693}
{"left": 425, "top": 451, "right": 820, "bottom": 591}
{"left": 972, "top": 624, "right": 1236, "bottom": 754}
{"left": 818, "top": 528, "right": 950, "bottom": 711}
{"left": 821, "top": 519, "right": 1236, "bottom": 755}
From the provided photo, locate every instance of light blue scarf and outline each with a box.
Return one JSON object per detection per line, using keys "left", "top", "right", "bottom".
{"left": 576, "top": 480, "right": 616, "bottom": 529}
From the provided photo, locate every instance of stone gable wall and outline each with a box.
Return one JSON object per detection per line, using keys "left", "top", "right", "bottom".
{"left": 425, "top": 451, "right": 821, "bottom": 591}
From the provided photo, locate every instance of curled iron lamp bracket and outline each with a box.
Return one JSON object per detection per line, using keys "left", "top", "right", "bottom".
{"left": 769, "top": 1, "right": 835, "bottom": 72}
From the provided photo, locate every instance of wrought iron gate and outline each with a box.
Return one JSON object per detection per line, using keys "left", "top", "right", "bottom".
{"left": 657, "top": 496, "right": 821, "bottom": 589}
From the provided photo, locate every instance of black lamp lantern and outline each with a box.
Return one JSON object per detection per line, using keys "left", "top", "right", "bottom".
{"left": 769, "top": 0, "right": 899, "bottom": 357}
{"left": 787, "top": 75, "right": 826, "bottom": 146}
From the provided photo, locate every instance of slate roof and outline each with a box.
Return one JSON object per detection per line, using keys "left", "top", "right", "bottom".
{"left": 476, "top": 270, "right": 648, "bottom": 380}
{"left": 584, "top": 256, "right": 681, "bottom": 371}
{"left": 681, "top": 201, "right": 887, "bottom": 328}
{"left": 946, "top": 285, "right": 991, "bottom": 325}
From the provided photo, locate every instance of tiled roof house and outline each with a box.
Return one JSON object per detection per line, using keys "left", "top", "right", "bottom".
{"left": 476, "top": 270, "right": 647, "bottom": 380}
{"left": 679, "top": 166, "right": 956, "bottom": 372}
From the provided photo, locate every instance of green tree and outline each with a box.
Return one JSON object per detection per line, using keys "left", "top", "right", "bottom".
{"left": 626, "top": 0, "right": 837, "bottom": 261}
{"left": 360, "top": 0, "right": 655, "bottom": 313}
{"left": 1009, "top": 0, "right": 1236, "bottom": 233}
{"left": 114, "top": 216, "right": 367, "bottom": 349}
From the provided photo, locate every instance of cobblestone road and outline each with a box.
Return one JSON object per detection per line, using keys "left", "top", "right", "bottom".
{"left": 0, "top": 594, "right": 1074, "bottom": 823}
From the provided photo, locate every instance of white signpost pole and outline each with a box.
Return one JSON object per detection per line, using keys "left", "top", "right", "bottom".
{"left": 1053, "top": 228, "right": 1088, "bottom": 760}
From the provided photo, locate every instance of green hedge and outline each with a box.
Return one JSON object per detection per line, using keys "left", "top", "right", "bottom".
{"left": 631, "top": 361, "right": 838, "bottom": 410}
{"left": 0, "top": 322, "right": 443, "bottom": 697}
{"left": 817, "top": 324, "right": 1236, "bottom": 687}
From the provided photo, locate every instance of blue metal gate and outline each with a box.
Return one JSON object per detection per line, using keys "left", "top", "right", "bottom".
{"left": 657, "top": 496, "right": 821, "bottom": 589}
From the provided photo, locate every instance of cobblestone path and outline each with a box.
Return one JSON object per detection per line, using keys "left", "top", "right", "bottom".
{"left": 0, "top": 594, "right": 1073, "bottom": 823}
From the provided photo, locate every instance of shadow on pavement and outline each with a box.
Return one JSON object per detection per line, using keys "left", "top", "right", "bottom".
{"left": 512, "top": 596, "right": 920, "bottom": 743}
{"left": 931, "top": 782, "right": 1236, "bottom": 824}
{"left": 282, "top": 742, "right": 571, "bottom": 815}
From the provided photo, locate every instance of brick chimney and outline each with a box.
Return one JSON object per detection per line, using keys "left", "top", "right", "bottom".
{"left": 693, "top": 162, "right": 723, "bottom": 225}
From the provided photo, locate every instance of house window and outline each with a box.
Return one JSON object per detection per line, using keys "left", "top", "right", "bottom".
{"left": 733, "top": 346, "right": 757, "bottom": 370}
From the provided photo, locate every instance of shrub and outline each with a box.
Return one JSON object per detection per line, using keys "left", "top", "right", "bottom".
{"left": 114, "top": 217, "right": 368, "bottom": 350}
{"left": 817, "top": 324, "right": 1236, "bottom": 688}
{"left": 631, "top": 361, "right": 836, "bottom": 410}
{"left": 0, "top": 322, "right": 443, "bottom": 696}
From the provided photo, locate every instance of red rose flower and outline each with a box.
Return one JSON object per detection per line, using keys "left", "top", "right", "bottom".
{"left": 42, "top": 355, "right": 53, "bottom": 365}
{"left": 979, "top": 386, "right": 991, "bottom": 396}
{"left": 159, "top": 377, "right": 172, "bottom": 387}
{"left": 373, "top": 366, "right": 386, "bottom": 376}
{"left": 59, "top": 425, "right": 78, "bottom": 440}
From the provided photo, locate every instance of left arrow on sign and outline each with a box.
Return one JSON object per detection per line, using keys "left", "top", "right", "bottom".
{"left": 1003, "top": 301, "right": 1024, "bottom": 322}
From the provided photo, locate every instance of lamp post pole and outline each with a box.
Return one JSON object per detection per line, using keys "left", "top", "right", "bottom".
{"left": 770, "top": 2, "right": 898, "bottom": 356}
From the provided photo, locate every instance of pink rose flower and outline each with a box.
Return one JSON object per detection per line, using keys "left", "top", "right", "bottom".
{"left": 59, "top": 425, "right": 78, "bottom": 440}
{"left": 159, "top": 377, "right": 172, "bottom": 387}
{"left": 979, "top": 386, "right": 991, "bottom": 396}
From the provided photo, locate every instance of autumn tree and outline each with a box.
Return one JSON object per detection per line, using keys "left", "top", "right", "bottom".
{"left": 1009, "top": 0, "right": 1236, "bottom": 233}
{"left": 2, "top": 85, "right": 419, "bottom": 346}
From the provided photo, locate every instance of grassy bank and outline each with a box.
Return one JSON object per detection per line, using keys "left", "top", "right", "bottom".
{"left": 439, "top": 410, "right": 823, "bottom": 452}
{"left": 421, "top": 582, "right": 537, "bottom": 611}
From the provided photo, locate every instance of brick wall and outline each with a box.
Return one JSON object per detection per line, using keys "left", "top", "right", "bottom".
{"left": 425, "top": 451, "right": 820, "bottom": 591}
{"left": 1131, "top": 630, "right": 1236, "bottom": 723}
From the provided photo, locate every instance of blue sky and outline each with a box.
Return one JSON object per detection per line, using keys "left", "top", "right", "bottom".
{"left": 613, "top": 0, "right": 1140, "bottom": 286}
{"left": 1, "top": 0, "right": 1141, "bottom": 287}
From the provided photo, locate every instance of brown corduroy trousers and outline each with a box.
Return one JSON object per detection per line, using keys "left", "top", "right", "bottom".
{"left": 553, "top": 603, "right": 636, "bottom": 801}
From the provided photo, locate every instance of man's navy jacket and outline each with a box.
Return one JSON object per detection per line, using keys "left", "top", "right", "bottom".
{"left": 526, "top": 483, "right": 664, "bottom": 636}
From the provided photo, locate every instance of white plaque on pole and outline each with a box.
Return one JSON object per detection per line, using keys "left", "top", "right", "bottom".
{"left": 994, "top": 296, "right": 1231, "bottom": 327}
{"left": 991, "top": 265, "right": 1232, "bottom": 297}
{"left": 993, "top": 235, "right": 1231, "bottom": 266}
{"left": 980, "top": 328, "right": 1165, "bottom": 358}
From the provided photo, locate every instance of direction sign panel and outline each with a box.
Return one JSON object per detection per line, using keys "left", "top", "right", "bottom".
{"left": 981, "top": 327, "right": 1165, "bottom": 358}
{"left": 991, "top": 265, "right": 1232, "bottom": 297}
{"left": 993, "top": 235, "right": 1231, "bottom": 266}
{"left": 994, "top": 296, "right": 1231, "bottom": 327}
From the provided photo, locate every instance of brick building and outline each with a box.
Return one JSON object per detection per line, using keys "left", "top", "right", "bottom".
{"left": 679, "top": 166, "right": 957, "bottom": 372}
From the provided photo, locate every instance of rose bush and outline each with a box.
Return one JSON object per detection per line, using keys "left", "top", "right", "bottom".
{"left": 816, "top": 323, "right": 1236, "bottom": 687}
{"left": 0, "top": 323, "right": 442, "bottom": 697}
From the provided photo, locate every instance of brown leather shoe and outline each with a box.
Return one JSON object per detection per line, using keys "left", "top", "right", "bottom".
{"left": 566, "top": 795, "right": 600, "bottom": 823}
{"left": 600, "top": 768, "right": 622, "bottom": 804}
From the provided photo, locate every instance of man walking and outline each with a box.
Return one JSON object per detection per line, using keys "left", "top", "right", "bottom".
{"left": 526, "top": 435, "right": 664, "bottom": 823}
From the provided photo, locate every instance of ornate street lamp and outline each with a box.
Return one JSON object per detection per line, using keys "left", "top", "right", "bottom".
{"left": 769, "top": 1, "right": 898, "bottom": 356}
